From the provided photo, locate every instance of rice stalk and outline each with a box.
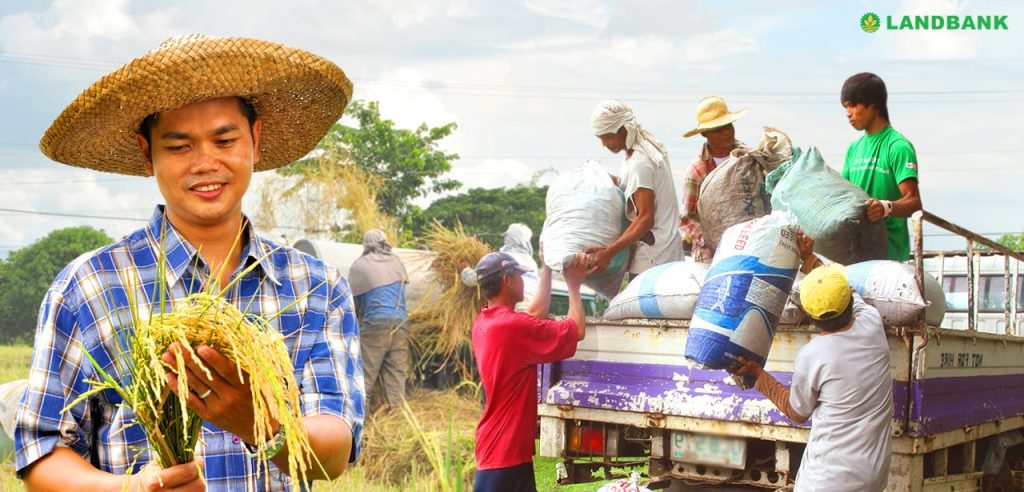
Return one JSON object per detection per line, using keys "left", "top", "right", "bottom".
{"left": 64, "top": 220, "right": 321, "bottom": 489}
{"left": 408, "top": 221, "right": 489, "bottom": 381}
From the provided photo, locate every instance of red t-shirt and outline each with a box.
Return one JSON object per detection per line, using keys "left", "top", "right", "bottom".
{"left": 472, "top": 305, "right": 579, "bottom": 470}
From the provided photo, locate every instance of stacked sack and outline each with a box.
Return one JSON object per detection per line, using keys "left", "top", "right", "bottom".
{"left": 766, "top": 146, "right": 887, "bottom": 266}
{"left": 685, "top": 212, "right": 801, "bottom": 370}
{"left": 790, "top": 260, "right": 945, "bottom": 326}
{"left": 540, "top": 160, "right": 630, "bottom": 299}
{"left": 604, "top": 261, "right": 710, "bottom": 320}
{"left": 698, "top": 127, "right": 793, "bottom": 251}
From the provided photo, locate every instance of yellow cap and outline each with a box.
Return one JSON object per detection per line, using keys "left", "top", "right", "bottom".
{"left": 801, "top": 264, "right": 852, "bottom": 321}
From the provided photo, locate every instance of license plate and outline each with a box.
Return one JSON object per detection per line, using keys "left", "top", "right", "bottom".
{"left": 670, "top": 431, "right": 746, "bottom": 469}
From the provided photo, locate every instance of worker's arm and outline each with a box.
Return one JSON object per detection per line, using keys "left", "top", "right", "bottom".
{"left": 527, "top": 262, "right": 554, "bottom": 319}
{"left": 586, "top": 188, "right": 655, "bottom": 274}
{"left": 733, "top": 357, "right": 810, "bottom": 424}
{"left": 23, "top": 447, "right": 204, "bottom": 492}
{"left": 866, "top": 179, "right": 922, "bottom": 221}
{"left": 562, "top": 253, "right": 589, "bottom": 341}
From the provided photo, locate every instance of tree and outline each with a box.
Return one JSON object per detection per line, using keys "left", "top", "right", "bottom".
{"left": 280, "top": 100, "right": 461, "bottom": 231}
{"left": 0, "top": 226, "right": 110, "bottom": 343}
{"left": 416, "top": 183, "right": 549, "bottom": 252}
{"left": 997, "top": 233, "right": 1023, "bottom": 251}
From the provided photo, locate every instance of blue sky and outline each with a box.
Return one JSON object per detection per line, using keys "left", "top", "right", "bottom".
{"left": 0, "top": 0, "right": 1021, "bottom": 257}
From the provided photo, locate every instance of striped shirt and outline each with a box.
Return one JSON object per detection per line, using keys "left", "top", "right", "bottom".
{"left": 679, "top": 140, "right": 748, "bottom": 262}
{"left": 15, "top": 206, "right": 364, "bottom": 491}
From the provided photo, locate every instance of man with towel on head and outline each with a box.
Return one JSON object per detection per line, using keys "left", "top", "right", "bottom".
{"left": 349, "top": 229, "right": 409, "bottom": 411}
{"left": 588, "top": 100, "right": 684, "bottom": 278}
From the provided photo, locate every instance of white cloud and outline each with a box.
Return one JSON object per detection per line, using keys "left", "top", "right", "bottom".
{"left": 878, "top": 0, "right": 981, "bottom": 60}
{"left": 523, "top": 0, "right": 609, "bottom": 29}
{"left": 681, "top": 29, "right": 759, "bottom": 63}
{"left": 374, "top": 0, "right": 475, "bottom": 29}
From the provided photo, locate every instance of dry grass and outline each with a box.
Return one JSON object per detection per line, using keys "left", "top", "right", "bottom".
{"left": 253, "top": 154, "right": 399, "bottom": 245}
{"left": 409, "top": 221, "right": 490, "bottom": 380}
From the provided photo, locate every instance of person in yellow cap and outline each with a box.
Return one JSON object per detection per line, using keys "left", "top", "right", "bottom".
{"left": 733, "top": 236, "right": 893, "bottom": 491}
{"left": 679, "top": 96, "right": 751, "bottom": 262}
{"left": 17, "top": 35, "right": 362, "bottom": 491}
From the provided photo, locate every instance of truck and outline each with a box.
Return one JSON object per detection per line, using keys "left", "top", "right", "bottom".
{"left": 537, "top": 211, "right": 1024, "bottom": 491}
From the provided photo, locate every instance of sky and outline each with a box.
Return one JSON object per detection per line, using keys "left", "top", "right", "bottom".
{"left": 0, "top": 0, "right": 1021, "bottom": 258}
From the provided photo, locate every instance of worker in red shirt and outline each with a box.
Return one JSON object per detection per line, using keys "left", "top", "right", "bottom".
{"left": 471, "top": 250, "right": 588, "bottom": 492}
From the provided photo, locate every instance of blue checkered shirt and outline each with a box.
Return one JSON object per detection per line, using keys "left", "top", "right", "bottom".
{"left": 15, "top": 206, "right": 364, "bottom": 491}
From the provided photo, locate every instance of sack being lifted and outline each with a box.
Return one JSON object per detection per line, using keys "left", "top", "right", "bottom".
{"left": 765, "top": 146, "right": 887, "bottom": 265}
{"left": 697, "top": 127, "right": 793, "bottom": 251}
{"left": 685, "top": 212, "right": 801, "bottom": 370}
{"left": 540, "top": 160, "right": 630, "bottom": 299}
{"left": 604, "top": 261, "right": 710, "bottom": 320}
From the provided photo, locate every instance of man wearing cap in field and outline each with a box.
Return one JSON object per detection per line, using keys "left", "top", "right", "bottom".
{"left": 471, "top": 251, "right": 588, "bottom": 492}
{"left": 733, "top": 242, "right": 893, "bottom": 491}
{"left": 16, "top": 35, "right": 363, "bottom": 491}
{"left": 588, "top": 100, "right": 684, "bottom": 277}
{"left": 679, "top": 96, "right": 751, "bottom": 262}
{"left": 350, "top": 229, "right": 409, "bottom": 412}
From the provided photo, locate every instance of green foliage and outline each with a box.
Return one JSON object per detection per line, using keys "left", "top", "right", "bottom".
{"left": 416, "top": 184, "right": 549, "bottom": 252}
{"left": 997, "top": 233, "right": 1023, "bottom": 251}
{"left": 0, "top": 227, "right": 110, "bottom": 343}
{"left": 280, "top": 100, "right": 461, "bottom": 230}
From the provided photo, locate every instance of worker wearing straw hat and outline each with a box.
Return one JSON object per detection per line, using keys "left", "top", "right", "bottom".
{"left": 16, "top": 35, "right": 363, "bottom": 491}
{"left": 732, "top": 238, "right": 893, "bottom": 491}
{"left": 679, "top": 96, "right": 751, "bottom": 262}
{"left": 471, "top": 250, "right": 588, "bottom": 492}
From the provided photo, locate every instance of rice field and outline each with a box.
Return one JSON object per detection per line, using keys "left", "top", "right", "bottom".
{"left": 0, "top": 344, "right": 614, "bottom": 491}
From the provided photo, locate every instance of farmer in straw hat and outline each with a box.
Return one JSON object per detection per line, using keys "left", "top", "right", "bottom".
{"left": 16, "top": 35, "right": 363, "bottom": 491}
{"left": 679, "top": 96, "right": 751, "bottom": 262}
{"left": 588, "top": 100, "right": 684, "bottom": 278}
{"left": 732, "top": 238, "right": 893, "bottom": 491}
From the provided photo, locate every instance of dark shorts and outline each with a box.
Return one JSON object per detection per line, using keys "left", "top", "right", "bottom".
{"left": 473, "top": 462, "right": 536, "bottom": 492}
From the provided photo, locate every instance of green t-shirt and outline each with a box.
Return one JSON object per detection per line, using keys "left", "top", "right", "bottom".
{"left": 842, "top": 126, "right": 919, "bottom": 261}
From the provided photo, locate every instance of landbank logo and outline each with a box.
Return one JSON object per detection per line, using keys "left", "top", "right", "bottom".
{"left": 860, "top": 12, "right": 1009, "bottom": 32}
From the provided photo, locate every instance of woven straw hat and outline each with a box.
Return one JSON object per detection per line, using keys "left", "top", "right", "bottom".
{"left": 682, "top": 96, "right": 749, "bottom": 138}
{"left": 40, "top": 35, "right": 353, "bottom": 175}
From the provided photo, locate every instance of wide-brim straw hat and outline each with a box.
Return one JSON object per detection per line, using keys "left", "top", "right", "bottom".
{"left": 682, "top": 96, "right": 749, "bottom": 138}
{"left": 39, "top": 34, "right": 353, "bottom": 176}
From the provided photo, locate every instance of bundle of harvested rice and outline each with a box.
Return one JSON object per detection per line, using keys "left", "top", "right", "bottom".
{"left": 410, "top": 221, "right": 490, "bottom": 380}
{"left": 68, "top": 236, "right": 319, "bottom": 485}
{"left": 357, "top": 388, "right": 480, "bottom": 490}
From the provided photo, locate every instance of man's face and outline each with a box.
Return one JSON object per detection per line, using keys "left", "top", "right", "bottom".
{"left": 701, "top": 123, "right": 735, "bottom": 149}
{"left": 505, "top": 271, "right": 525, "bottom": 304}
{"left": 598, "top": 127, "right": 627, "bottom": 154}
{"left": 844, "top": 102, "right": 876, "bottom": 131}
{"left": 136, "top": 97, "right": 261, "bottom": 231}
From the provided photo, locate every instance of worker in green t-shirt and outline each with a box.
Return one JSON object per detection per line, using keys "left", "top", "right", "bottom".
{"left": 840, "top": 72, "right": 923, "bottom": 261}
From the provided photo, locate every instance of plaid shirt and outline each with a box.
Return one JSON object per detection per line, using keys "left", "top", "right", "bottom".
{"left": 679, "top": 140, "right": 748, "bottom": 262}
{"left": 15, "top": 206, "right": 364, "bottom": 491}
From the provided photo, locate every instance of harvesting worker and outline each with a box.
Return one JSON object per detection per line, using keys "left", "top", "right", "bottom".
{"left": 732, "top": 234, "right": 893, "bottom": 491}
{"left": 841, "top": 72, "right": 923, "bottom": 261}
{"left": 350, "top": 229, "right": 410, "bottom": 411}
{"left": 679, "top": 96, "right": 751, "bottom": 262}
{"left": 16, "top": 35, "right": 363, "bottom": 491}
{"left": 588, "top": 100, "right": 685, "bottom": 277}
{"left": 471, "top": 250, "right": 588, "bottom": 492}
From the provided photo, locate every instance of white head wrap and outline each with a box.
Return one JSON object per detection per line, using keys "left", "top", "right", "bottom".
{"left": 590, "top": 100, "right": 668, "bottom": 167}
{"left": 499, "top": 223, "right": 538, "bottom": 273}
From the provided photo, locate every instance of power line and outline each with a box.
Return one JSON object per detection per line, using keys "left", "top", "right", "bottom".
{"left": 0, "top": 207, "right": 146, "bottom": 222}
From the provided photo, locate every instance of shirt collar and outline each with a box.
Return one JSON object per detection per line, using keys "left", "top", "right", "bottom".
{"left": 700, "top": 139, "right": 746, "bottom": 164}
{"left": 144, "top": 205, "right": 281, "bottom": 288}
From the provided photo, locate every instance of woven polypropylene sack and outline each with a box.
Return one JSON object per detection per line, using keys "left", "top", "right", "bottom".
{"left": 685, "top": 212, "right": 801, "bottom": 369}
{"left": 698, "top": 127, "right": 793, "bottom": 250}
{"left": 540, "top": 160, "right": 629, "bottom": 299}
{"left": 604, "top": 261, "right": 710, "bottom": 320}
{"left": 766, "top": 147, "right": 887, "bottom": 265}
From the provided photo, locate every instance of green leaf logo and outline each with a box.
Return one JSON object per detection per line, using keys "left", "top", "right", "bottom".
{"left": 861, "top": 12, "right": 881, "bottom": 33}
